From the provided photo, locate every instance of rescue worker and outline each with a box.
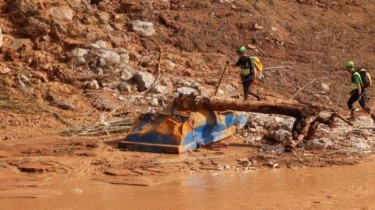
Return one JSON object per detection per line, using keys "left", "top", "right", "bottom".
{"left": 345, "top": 61, "right": 375, "bottom": 121}
{"left": 235, "top": 46, "right": 261, "bottom": 101}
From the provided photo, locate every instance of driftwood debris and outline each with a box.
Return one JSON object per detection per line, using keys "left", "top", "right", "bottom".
{"left": 172, "top": 95, "right": 352, "bottom": 151}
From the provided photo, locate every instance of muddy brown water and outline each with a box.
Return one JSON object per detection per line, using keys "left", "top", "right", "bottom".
{"left": 1, "top": 160, "right": 375, "bottom": 210}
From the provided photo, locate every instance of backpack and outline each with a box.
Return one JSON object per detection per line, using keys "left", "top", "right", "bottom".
{"left": 249, "top": 56, "right": 264, "bottom": 81}
{"left": 357, "top": 68, "right": 372, "bottom": 88}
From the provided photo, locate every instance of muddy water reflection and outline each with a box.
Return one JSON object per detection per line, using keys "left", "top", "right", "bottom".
{"left": 2, "top": 160, "right": 375, "bottom": 210}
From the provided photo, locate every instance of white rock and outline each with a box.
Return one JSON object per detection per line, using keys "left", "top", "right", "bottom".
{"left": 134, "top": 71, "right": 156, "bottom": 91}
{"left": 321, "top": 83, "right": 330, "bottom": 92}
{"left": 120, "top": 70, "right": 133, "bottom": 81}
{"left": 131, "top": 20, "right": 155, "bottom": 37}
{"left": 0, "top": 67, "right": 11, "bottom": 75}
{"left": 149, "top": 97, "right": 159, "bottom": 107}
{"left": 71, "top": 48, "right": 90, "bottom": 57}
{"left": 97, "top": 50, "right": 120, "bottom": 65}
{"left": 95, "top": 40, "right": 109, "bottom": 49}
{"left": 176, "top": 87, "right": 198, "bottom": 95}
{"left": 49, "top": 6, "right": 74, "bottom": 21}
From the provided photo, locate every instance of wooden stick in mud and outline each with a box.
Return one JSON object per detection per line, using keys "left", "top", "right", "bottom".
{"left": 214, "top": 62, "right": 228, "bottom": 96}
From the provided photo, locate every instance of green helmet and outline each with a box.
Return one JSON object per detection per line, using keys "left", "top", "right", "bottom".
{"left": 237, "top": 46, "right": 246, "bottom": 54}
{"left": 345, "top": 61, "right": 354, "bottom": 69}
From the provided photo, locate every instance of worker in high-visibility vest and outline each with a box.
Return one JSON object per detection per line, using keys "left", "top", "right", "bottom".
{"left": 235, "top": 46, "right": 261, "bottom": 101}
{"left": 345, "top": 61, "right": 375, "bottom": 122}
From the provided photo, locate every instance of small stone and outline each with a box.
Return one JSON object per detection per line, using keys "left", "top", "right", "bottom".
{"left": 247, "top": 44, "right": 257, "bottom": 50}
{"left": 0, "top": 67, "right": 11, "bottom": 75}
{"left": 254, "top": 23, "right": 264, "bottom": 30}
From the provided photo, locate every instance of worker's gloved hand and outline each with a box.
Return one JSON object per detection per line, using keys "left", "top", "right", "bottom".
{"left": 252, "top": 78, "right": 258, "bottom": 85}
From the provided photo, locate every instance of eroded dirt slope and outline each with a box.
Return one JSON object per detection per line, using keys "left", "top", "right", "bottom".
{"left": 0, "top": 0, "right": 375, "bottom": 196}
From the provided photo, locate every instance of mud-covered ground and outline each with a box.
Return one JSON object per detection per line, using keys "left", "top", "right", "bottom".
{"left": 1, "top": 0, "right": 375, "bottom": 198}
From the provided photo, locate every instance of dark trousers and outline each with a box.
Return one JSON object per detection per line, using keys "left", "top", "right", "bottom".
{"left": 347, "top": 89, "right": 371, "bottom": 113}
{"left": 242, "top": 77, "right": 260, "bottom": 100}
{"left": 242, "top": 79, "right": 251, "bottom": 100}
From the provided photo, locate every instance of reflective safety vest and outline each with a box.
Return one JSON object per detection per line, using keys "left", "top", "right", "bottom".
{"left": 241, "top": 68, "right": 251, "bottom": 76}
{"left": 351, "top": 72, "right": 362, "bottom": 90}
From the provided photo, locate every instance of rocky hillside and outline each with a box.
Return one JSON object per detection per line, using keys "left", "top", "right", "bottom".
{"left": 0, "top": 0, "right": 374, "bottom": 139}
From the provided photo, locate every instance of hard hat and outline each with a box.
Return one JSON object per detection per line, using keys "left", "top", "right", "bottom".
{"left": 237, "top": 46, "right": 246, "bottom": 54}
{"left": 345, "top": 61, "right": 354, "bottom": 69}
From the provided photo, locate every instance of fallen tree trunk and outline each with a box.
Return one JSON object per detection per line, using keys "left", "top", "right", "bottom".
{"left": 172, "top": 95, "right": 352, "bottom": 151}
{"left": 173, "top": 95, "right": 321, "bottom": 118}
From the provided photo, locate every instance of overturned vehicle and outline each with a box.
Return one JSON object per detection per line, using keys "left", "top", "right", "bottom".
{"left": 119, "top": 103, "right": 249, "bottom": 153}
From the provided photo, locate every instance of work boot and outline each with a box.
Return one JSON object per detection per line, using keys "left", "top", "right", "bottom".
{"left": 349, "top": 111, "right": 356, "bottom": 121}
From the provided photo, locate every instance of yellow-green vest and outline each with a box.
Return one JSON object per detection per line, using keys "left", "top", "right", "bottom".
{"left": 241, "top": 68, "right": 251, "bottom": 76}
{"left": 351, "top": 72, "right": 362, "bottom": 89}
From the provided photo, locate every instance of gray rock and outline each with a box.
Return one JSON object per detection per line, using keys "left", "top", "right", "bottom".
{"left": 165, "top": 60, "right": 176, "bottom": 68}
{"left": 131, "top": 20, "right": 155, "bottom": 37}
{"left": 118, "top": 82, "right": 132, "bottom": 93}
{"left": 220, "top": 84, "right": 241, "bottom": 98}
{"left": 148, "top": 97, "right": 159, "bottom": 107}
{"left": 180, "top": 80, "right": 200, "bottom": 88}
{"left": 95, "top": 40, "right": 109, "bottom": 49}
{"left": 352, "top": 141, "right": 370, "bottom": 149}
{"left": 92, "top": 97, "right": 116, "bottom": 111}
{"left": 267, "top": 129, "right": 292, "bottom": 142}
{"left": 120, "top": 70, "right": 133, "bottom": 81}
{"left": 133, "top": 71, "right": 156, "bottom": 91}
{"left": 100, "top": 23, "right": 114, "bottom": 32}
{"left": 244, "top": 136, "right": 262, "bottom": 146}
{"left": 260, "top": 145, "right": 285, "bottom": 153}
{"left": 305, "top": 138, "right": 332, "bottom": 150}
{"left": 97, "top": 11, "right": 110, "bottom": 23}
{"left": 152, "top": 85, "right": 168, "bottom": 94}
{"left": 274, "top": 117, "right": 284, "bottom": 123}
{"left": 176, "top": 87, "right": 198, "bottom": 95}
{"left": 97, "top": 50, "right": 120, "bottom": 65}
{"left": 71, "top": 48, "right": 90, "bottom": 64}
{"left": 119, "top": 52, "right": 130, "bottom": 65}
{"left": 357, "top": 116, "right": 371, "bottom": 122}
{"left": 85, "top": 80, "right": 100, "bottom": 90}
{"left": 49, "top": 6, "right": 74, "bottom": 21}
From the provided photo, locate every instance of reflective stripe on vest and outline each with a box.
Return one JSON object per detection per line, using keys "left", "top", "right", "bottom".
{"left": 241, "top": 68, "right": 251, "bottom": 76}
{"left": 351, "top": 72, "right": 362, "bottom": 89}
